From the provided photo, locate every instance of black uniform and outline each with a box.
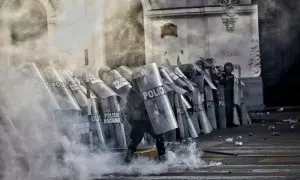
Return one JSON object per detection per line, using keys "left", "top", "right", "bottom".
{"left": 124, "top": 89, "right": 166, "bottom": 163}
{"left": 220, "top": 63, "right": 235, "bottom": 127}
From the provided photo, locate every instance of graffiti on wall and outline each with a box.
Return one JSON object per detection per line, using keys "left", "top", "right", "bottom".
{"left": 249, "top": 39, "right": 261, "bottom": 77}
{"left": 220, "top": 48, "right": 240, "bottom": 57}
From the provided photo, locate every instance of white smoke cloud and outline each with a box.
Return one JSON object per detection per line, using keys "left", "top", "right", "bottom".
{"left": 0, "top": 0, "right": 212, "bottom": 179}
{"left": 0, "top": 67, "right": 209, "bottom": 180}
{"left": 51, "top": 0, "right": 104, "bottom": 53}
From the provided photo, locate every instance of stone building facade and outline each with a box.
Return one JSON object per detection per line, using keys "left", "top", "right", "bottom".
{"left": 0, "top": 0, "right": 263, "bottom": 110}
{"left": 142, "top": 0, "right": 260, "bottom": 78}
{"left": 141, "top": 0, "right": 263, "bottom": 110}
{"left": 0, "top": 0, "right": 105, "bottom": 74}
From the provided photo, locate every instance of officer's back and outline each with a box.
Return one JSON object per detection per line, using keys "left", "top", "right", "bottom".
{"left": 126, "top": 88, "right": 150, "bottom": 123}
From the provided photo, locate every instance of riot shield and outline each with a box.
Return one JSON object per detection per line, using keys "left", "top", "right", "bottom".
{"left": 109, "top": 96, "right": 127, "bottom": 148}
{"left": 175, "top": 94, "right": 198, "bottom": 139}
{"left": 121, "top": 104, "right": 132, "bottom": 144}
{"left": 171, "top": 66, "right": 196, "bottom": 92}
{"left": 181, "top": 96, "right": 198, "bottom": 139}
{"left": 163, "top": 87, "right": 177, "bottom": 142}
{"left": 12, "top": 62, "right": 60, "bottom": 152}
{"left": 61, "top": 71, "right": 106, "bottom": 148}
{"left": 204, "top": 69, "right": 217, "bottom": 129}
{"left": 117, "top": 66, "right": 133, "bottom": 83}
{"left": 178, "top": 64, "right": 212, "bottom": 134}
{"left": 100, "top": 68, "right": 132, "bottom": 101}
{"left": 159, "top": 67, "right": 189, "bottom": 96}
{"left": 174, "top": 65, "right": 200, "bottom": 89}
{"left": 159, "top": 66, "right": 197, "bottom": 139}
{"left": 217, "top": 85, "right": 227, "bottom": 129}
{"left": 205, "top": 86, "right": 217, "bottom": 129}
{"left": 233, "top": 64, "right": 251, "bottom": 125}
{"left": 234, "top": 77, "right": 242, "bottom": 107}
{"left": 85, "top": 73, "right": 127, "bottom": 149}
{"left": 90, "top": 98, "right": 106, "bottom": 146}
{"left": 160, "top": 67, "right": 182, "bottom": 141}
{"left": 233, "top": 106, "right": 241, "bottom": 126}
{"left": 79, "top": 84, "right": 107, "bottom": 147}
{"left": 42, "top": 67, "right": 90, "bottom": 144}
{"left": 240, "top": 86, "right": 251, "bottom": 125}
{"left": 232, "top": 65, "right": 242, "bottom": 126}
{"left": 117, "top": 65, "right": 141, "bottom": 93}
{"left": 232, "top": 78, "right": 241, "bottom": 126}
{"left": 100, "top": 67, "right": 132, "bottom": 142}
{"left": 17, "top": 62, "right": 61, "bottom": 113}
{"left": 177, "top": 64, "right": 205, "bottom": 103}
{"left": 181, "top": 94, "right": 192, "bottom": 109}
{"left": 191, "top": 89, "right": 213, "bottom": 134}
{"left": 84, "top": 73, "right": 118, "bottom": 99}
{"left": 61, "top": 70, "right": 88, "bottom": 110}
{"left": 174, "top": 94, "right": 189, "bottom": 140}
{"left": 133, "top": 63, "right": 178, "bottom": 135}
{"left": 43, "top": 67, "right": 81, "bottom": 111}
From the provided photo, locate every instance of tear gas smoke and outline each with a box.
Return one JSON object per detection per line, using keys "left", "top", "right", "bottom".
{"left": 104, "top": 0, "right": 145, "bottom": 68}
{"left": 0, "top": 0, "right": 209, "bottom": 179}
{"left": 259, "top": 0, "right": 300, "bottom": 86}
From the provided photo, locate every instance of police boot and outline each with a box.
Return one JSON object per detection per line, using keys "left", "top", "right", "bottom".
{"left": 125, "top": 139, "right": 140, "bottom": 163}
{"left": 156, "top": 136, "right": 167, "bottom": 163}
{"left": 157, "top": 150, "right": 167, "bottom": 162}
{"left": 124, "top": 149, "right": 135, "bottom": 163}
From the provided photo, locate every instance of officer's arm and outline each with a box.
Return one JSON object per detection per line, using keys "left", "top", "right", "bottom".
{"left": 219, "top": 73, "right": 226, "bottom": 85}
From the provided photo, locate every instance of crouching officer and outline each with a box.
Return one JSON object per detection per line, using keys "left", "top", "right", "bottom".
{"left": 124, "top": 73, "right": 166, "bottom": 163}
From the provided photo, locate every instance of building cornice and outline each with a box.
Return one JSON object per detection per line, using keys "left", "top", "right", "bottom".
{"left": 145, "top": 4, "right": 257, "bottom": 18}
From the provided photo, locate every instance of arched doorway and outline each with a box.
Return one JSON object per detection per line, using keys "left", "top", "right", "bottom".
{"left": 9, "top": 0, "right": 48, "bottom": 45}
{"left": 0, "top": 0, "right": 57, "bottom": 66}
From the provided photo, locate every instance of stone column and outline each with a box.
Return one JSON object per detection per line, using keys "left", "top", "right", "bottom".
{"left": 0, "top": 9, "right": 12, "bottom": 78}
{"left": 249, "top": 4, "right": 261, "bottom": 77}
{"left": 142, "top": 0, "right": 153, "bottom": 64}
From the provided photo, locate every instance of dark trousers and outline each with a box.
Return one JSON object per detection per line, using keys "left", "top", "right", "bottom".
{"left": 226, "top": 104, "right": 242, "bottom": 127}
{"left": 225, "top": 106, "right": 234, "bottom": 127}
{"left": 128, "top": 120, "right": 165, "bottom": 156}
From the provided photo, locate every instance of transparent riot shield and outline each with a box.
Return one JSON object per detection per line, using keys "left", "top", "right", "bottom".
{"left": 86, "top": 73, "right": 127, "bottom": 149}
{"left": 133, "top": 63, "right": 178, "bottom": 135}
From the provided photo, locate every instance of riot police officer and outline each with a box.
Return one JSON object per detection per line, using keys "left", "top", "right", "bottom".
{"left": 124, "top": 75, "right": 166, "bottom": 163}
{"left": 220, "top": 62, "right": 235, "bottom": 127}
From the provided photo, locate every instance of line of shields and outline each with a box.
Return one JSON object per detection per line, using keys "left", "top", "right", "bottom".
{"left": 15, "top": 59, "right": 251, "bottom": 151}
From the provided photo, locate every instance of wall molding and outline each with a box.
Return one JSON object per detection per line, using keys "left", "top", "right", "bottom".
{"left": 145, "top": 5, "right": 256, "bottom": 18}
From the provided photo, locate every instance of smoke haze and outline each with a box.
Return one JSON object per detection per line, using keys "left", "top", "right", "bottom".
{"left": 0, "top": 0, "right": 209, "bottom": 179}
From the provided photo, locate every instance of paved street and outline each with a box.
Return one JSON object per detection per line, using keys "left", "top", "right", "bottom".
{"left": 97, "top": 120, "right": 300, "bottom": 180}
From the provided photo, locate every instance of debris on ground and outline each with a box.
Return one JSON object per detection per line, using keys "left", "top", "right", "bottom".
{"left": 225, "top": 138, "right": 234, "bottom": 143}
{"left": 234, "top": 141, "right": 243, "bottom": 146}
{"left": 277, "top": 107, "right": 284, "bottom": 112}
{"left": 283, "top": 119, "right": 299, "bottom": 124}
{"left": 268, "top": 125, "right": 276, "bottom": 130}
{"left": 208, "top": 162, "right": 223, "bottom": 167}
{"left": 272, "top": 132, "right": 280, "bottom": 136}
